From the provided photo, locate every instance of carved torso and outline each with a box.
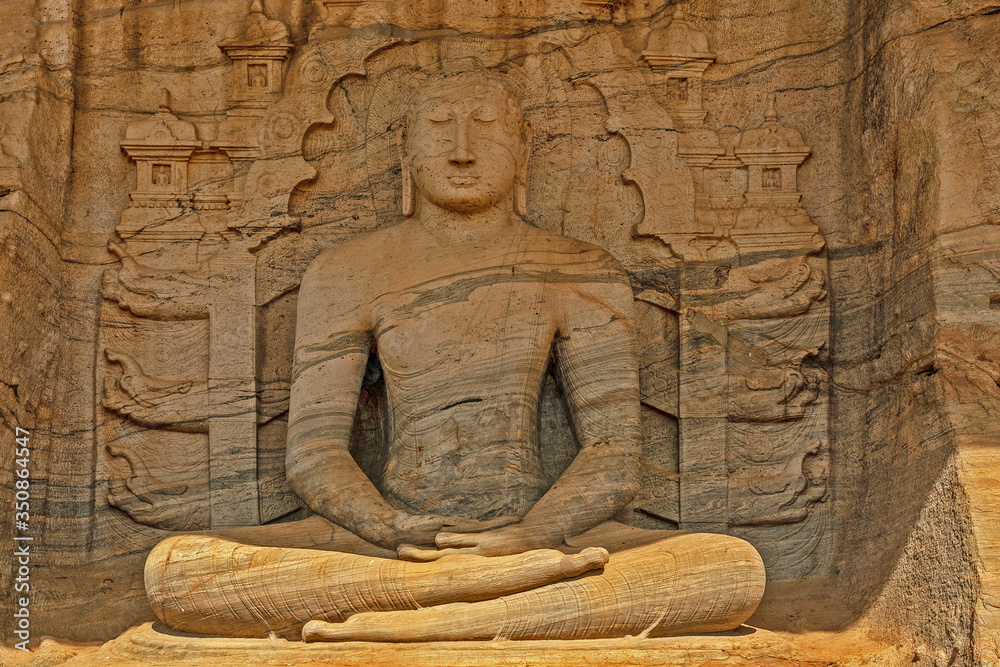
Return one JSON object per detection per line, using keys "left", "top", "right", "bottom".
{"left": 369, "top": 222, "right": 561, "bottom": 519}
{"left": 324, "top": 219, "right": 623, "bottom": 520}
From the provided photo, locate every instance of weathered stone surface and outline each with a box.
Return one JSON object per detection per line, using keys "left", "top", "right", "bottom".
{"left": 0, "top": 0, "right": 998, "bottom": 664}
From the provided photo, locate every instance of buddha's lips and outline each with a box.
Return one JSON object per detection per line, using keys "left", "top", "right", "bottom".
{"left": 448, "top": 175, "right": 480, "bottom": 186}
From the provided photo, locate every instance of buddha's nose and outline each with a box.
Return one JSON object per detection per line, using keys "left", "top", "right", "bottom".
{"left": 449, "top": 120, "right": 475, "bottom": 165}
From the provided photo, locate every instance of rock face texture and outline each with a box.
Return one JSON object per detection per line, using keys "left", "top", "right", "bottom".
{"left": 0, "top": 0, "right": 998, "bottom": 665}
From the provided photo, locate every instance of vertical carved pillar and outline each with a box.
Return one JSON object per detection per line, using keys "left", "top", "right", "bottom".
{"left": 677, "top": 265, "right": 729, "bottom": 531}
{"left": 207, "top": 253, "right": 259, "bottom": 528}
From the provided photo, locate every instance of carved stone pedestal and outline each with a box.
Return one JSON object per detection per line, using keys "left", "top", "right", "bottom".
{"left": 72, "top": 622, "right": 833, "bottom": 667}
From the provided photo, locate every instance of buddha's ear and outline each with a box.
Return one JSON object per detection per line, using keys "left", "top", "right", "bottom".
{"left": 515, "top": 121, "right": 533, "bottom": 218}
{"left": 398, "top": 125, "right": 415, "bottom": 218}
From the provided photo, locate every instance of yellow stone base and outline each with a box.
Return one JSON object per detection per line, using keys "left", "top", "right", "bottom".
{"left": 42, "top": 622, "right": 907, "bottom": 667}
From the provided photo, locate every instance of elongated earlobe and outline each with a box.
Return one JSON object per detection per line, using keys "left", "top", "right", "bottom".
{"left": 402, "top": 162, "right": 415, "bottom": 218}
{"left": 515, "top": 180, "right": 527, "bottom": 218}
{"left": 514, "top": 121, "right": 533, "bottom": 219}
{"left": 398, "top": 127, "right": 415, "bottom": 218}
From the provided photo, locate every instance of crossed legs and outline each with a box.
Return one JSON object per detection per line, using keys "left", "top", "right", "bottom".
{"left": 144, "top": 518, "right": 765, "bottom": 641}
{"left": 302, "top": 531, "right": 765, "bottom": 641}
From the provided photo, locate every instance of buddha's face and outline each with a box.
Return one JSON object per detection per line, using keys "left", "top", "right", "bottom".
{"left": 405, "top": 75, "right": 524, "bottom": 215}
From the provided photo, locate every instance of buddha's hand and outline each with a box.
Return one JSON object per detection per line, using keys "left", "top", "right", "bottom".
{"left": 387, "top": 511, "right": 520, "bottom": 551}
{"left": 397, "top": 523, "right": 562, "bottom": 561}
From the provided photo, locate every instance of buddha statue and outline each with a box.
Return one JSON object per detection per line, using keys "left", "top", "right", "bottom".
{"left": 143, "top": 68, "right": 766, "bottom": 642}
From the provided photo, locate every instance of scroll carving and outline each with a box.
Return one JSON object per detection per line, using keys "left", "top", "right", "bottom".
{"left": 700, "top": 255, "right": 827, "bottom": 322}
{"left": 103, "top": 348, "right": 289, "bottom": 432}
{"left": 103, "top": 349, "right": 202, "bottom": 432}
{"left": 729, "top": 443, "right": 829, "bottom": 527}
{"left": 104, "top": 444, "right": 201, "bottom": 532}
{"left": 101, "top": 243, "right": 211, "bottom": 320}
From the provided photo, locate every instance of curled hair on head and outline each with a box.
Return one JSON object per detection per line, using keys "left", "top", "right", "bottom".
{"left": 401, "top": 64, "right": 527, "bottom": 146}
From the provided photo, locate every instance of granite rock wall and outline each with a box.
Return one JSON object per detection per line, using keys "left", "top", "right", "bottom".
{"left": 1, "top": 0, "right": 999, "bottom": 663}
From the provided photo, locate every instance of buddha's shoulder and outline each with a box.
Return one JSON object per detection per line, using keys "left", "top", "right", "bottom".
{"left": 304, "top": 225, "right": 411, "bottom": 279}
{"left": 523, "top": 227, "right": 625, "bottom": 272}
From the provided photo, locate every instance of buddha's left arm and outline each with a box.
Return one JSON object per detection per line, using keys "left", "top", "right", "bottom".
{"left": 517, "top": 257, "right": 643, "bottom": 544}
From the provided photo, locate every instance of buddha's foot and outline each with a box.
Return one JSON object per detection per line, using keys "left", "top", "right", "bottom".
{"left": 560, "top": 546, "right": 610, "bottom": 577}
{"left": 302, "top": 609, "right": 483, "bottom": 643}
{"left": 401, "top": 545, "right": 610, "bottom": 604}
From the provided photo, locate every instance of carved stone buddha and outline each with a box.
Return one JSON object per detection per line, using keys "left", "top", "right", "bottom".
{"left": 142, "top": 68, "right": 766, "bottom": 642}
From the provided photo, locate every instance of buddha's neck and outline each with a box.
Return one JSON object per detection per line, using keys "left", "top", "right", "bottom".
{"left": 416, "top": 199, "right": 520, "bottom": 244}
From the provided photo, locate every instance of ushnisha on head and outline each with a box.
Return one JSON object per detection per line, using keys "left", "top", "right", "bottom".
{"left": 400, "top": 69, "right": 532, "bottom": 218}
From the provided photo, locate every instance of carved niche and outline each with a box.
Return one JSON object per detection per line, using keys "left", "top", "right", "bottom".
{"left": 95, "top": 2, "right": 830, "bottom": 582}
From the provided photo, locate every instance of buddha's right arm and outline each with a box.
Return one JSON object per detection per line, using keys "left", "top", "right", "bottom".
{"left": 285, "top": 250, "right": 521, "bottom": 550}
{"left": 284, "top": 251, "right": 404, "bottom": 548}
{"left": 286, "top": 343, "right": 517, "bottom": 549}
{"left": 286, "top": 345, "right": 406, "bottom": 548}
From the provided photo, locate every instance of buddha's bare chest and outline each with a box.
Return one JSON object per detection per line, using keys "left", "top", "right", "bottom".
{"left": 371, "top": 270, "right": 557, "bottom": 383}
